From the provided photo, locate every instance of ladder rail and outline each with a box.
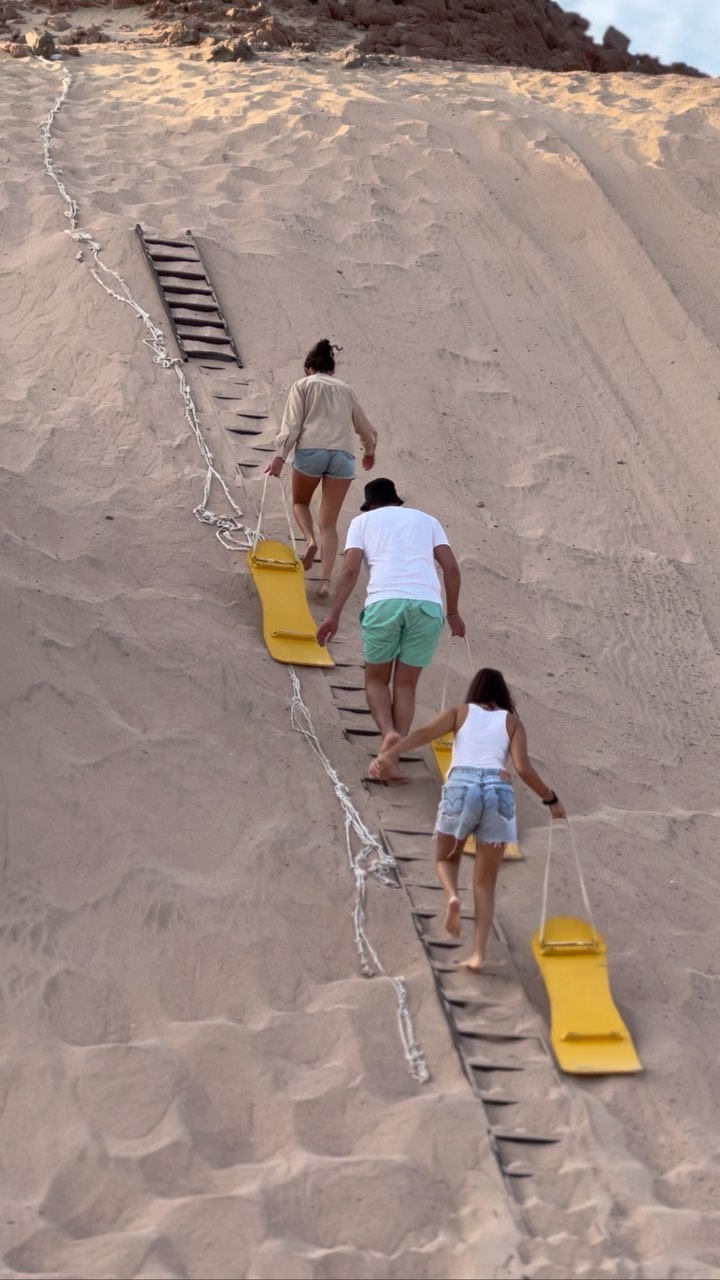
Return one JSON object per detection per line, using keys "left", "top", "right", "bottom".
{"left": 134, "top": 223, "right": 188, "bottom": 361}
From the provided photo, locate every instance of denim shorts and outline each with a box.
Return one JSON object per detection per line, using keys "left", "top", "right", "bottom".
{"left": 360, "top": 599, "right": 444, "bottom": 668}
{"left": 435, "top": 766, "right": 517, "bottom": 846}
{"left": 293, "top": 448, "right": 356, "bottom": 480}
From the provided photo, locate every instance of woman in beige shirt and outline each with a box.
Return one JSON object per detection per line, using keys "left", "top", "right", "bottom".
{"left": 266, "top": 340, "right": 377, "bottom": 599}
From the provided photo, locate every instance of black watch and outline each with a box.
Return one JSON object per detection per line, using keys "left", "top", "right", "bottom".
{"left": 542, "top": 791, "right": 558, "bottom": 806}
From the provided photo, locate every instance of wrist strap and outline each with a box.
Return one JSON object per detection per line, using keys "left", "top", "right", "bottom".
{"left": 542, "top": 791, "right": 558, "bottom": 806}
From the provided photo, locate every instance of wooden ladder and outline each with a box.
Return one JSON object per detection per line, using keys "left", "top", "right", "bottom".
{"left": 135, "top": 225, "right": 242, "bottom": 366}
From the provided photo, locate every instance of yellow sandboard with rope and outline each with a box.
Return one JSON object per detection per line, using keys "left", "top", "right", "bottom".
{"left": 532, "top": 823, "right": 642, "bottom": 1075}
{"left": 431, "top": 734, "right": 522, "bottom": 860}
{"left": 248, "top": 539, "right": 334, "bottom": 667}
{"left": 532, "top": 918, "right": 641, "bottom": 1074}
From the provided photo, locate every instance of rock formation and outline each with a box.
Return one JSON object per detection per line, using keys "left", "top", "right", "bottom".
{"left": 0, "top": 0, "right": 707, "bottom": 75}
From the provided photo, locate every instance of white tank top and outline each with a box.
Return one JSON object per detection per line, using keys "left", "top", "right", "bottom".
{"left": 450, "top": 705, "right": 510, "bottom": 771}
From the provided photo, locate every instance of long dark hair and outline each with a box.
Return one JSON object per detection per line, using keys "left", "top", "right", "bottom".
{"left": 305, "top": 338, "right": 340, "bottom": 375}
{"left": 466, "top": 667, "right": 516, "bottom": 714}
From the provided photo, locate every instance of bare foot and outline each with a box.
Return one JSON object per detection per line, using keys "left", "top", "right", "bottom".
{"left": 444, "top": 896, "right": 462, "bottom": 937}
{"left": 316, "top": 578, "right": 330, "bottom": 600}
{"left": 302, "top": 542, "right": 318, "bottom": 571}
{"left": 459, "top": 953, "right": 484, "bottom": 974}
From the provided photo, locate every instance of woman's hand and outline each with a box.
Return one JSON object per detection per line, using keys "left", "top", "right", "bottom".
{"left": 265, "top": 456, "right": 284, "bottom": 478}
{"left": 362, "top": 453, "right": 375, "bottom": 472}
{"left": 549, "top": 798, "right": 567, "bottom": 820}
{"left": 316, "top": 616, "right": 338, "bottom": 646}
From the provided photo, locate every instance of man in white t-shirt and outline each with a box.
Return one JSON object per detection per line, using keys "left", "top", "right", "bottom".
{"left": 316, "top": 478, "right": 466, "bottom": 771}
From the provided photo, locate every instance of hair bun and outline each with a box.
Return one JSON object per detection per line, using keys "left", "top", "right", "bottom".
{"left": 304, "top": 338, "right": 340, "bottom": 374}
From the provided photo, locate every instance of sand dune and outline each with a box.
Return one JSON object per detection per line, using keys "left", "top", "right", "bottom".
{"left": 2, "top": 43, "right": 720, "bottom": 1280}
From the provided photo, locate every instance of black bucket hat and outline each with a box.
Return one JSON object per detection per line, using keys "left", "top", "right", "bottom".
{"left": 360, "top": 478, "right": 405, "bottom": 512}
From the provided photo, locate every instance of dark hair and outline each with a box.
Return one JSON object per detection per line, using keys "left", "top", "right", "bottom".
{"left": 305, "top": 338, "right": 340, "bottom": 375}
{"left": 466, "top": 668, "right": 516, "bottom": 714}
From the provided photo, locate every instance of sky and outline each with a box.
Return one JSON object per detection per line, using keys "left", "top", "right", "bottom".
{"left": 577, "top": 1, "right": 720, "bottom": 76}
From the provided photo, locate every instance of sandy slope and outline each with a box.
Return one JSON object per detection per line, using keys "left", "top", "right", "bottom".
{"left": 1, "top": 45, "right": 720, "bottom": 1280}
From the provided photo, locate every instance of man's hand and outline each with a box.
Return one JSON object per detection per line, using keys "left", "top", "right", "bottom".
{"left": 362, "top": 453, "right": 375, "bottom": 472}
{"left": 265, "top": 456, "right": 284, "bottom": 478}
{"left": 447, "top": 612, "right": 466, "bottom": 638}
{"left": 317, "top": 616, "right": 339, "bottom": 647}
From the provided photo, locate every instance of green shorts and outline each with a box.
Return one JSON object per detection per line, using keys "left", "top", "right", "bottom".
{"left": 360, "top": 599, "right": 444, "bottom": 668}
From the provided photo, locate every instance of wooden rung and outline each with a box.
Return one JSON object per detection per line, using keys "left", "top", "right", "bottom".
{"left": 169, "top": 317, "right": 224, "bottom": 328}
{"left": 149, "top": 252, "right": 200, "bottom": 263}
{"left": 184, "top": 350, "right": 237, "bottom": 361}
{"left": 176, "top": 334, "right": 232, "bottom": 346}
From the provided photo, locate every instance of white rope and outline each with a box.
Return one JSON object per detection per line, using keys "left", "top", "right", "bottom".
{"left": 40, "top": 67, "right": 428, "bottom": 1087}
{"left": 39, "top": 68, "right": 256, "bottom": 553}
{"left": 463, "top": 633, "right": 474, "bottom": 672}
{"left": 539, "top": 816, "right": 598, "bottom": 945}
{"left": 279, "top": 478, "right": 297, "bottom": 555}
{"left": 440, "top": 644, "right": 451, "bottom": 712}
{"left": 440, "top": 630, "right": 475, "bottom": 711}
{"left": 252, "top": 473, "right": 271, "bottom": 553}
{"left": 288, "top": 668, "right": 430, "bottom": 1083}
{"left": 252, "top": 473, "right": 298, "bottom": 558}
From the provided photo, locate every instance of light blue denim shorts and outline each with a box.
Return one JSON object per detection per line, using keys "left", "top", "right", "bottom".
{"left": 436, "top": 766, "right": 517, "bottom": 846}
{"left": 293, "top": 448, "right": 356, "bottom": 480}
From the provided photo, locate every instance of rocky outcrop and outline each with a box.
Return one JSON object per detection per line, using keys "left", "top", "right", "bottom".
{"left": 338, "top": 0, "right": 705, "bottom": 75}
{"left": 202, "top": 34, "right": 255, "bottom": 59}
{"left": 603, "top": 24, "right": 630, "bottom": 54}
{"left": 25, "top": 27, "right": 56, "bottom": 56}
{"left": 0, "top": 0, "right": 707, "bottom": 76}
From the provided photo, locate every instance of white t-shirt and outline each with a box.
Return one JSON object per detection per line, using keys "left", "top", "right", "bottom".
{"left": 344, "top": 506, "right": 449, "bottom": 607}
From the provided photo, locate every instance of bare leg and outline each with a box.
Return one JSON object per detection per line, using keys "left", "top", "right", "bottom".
{"left": 461, "top": 843, "right": 506, "bottom": 972}
{"left": 392, "top": 660, "right": 423, "bottom": 736}
{"left": 291, "top": 469, "right": 322, "bottom": 570}
{"left": 364, "top": 661, "right": 407, "bottom": 780}
{"left": 435, "top": 833, "right": 463, "bottom": 936}
{"left": 317, "top": 475, "right": 353, "bottom": 598}
{"left": 364, "top": 661, "right": 395, "bottom": 741}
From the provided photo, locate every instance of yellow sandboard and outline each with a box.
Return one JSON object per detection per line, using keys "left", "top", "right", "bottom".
{"left": 248, "top": 539, "right": 333, "bottom": 667}
{"left": 532, "top": 916, "right": 642, "bottom": 1075}
{"left": 431, "top": 736, "right": 522, "bottom": 860}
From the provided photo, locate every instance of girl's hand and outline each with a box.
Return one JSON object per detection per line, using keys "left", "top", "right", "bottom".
{"left": 549, "top": 799, "right": 567, "bottom": 820}
{"left": 369, "top": 751, "right": 406, "bottom": 783}
{"left": 368, "top": 756, "right": 383, "bottom": 778}
{"left": 265, "top": 456, "right": 284, "bottom": 478}
{"left": 362, "top": 453, "right": 375, "bottom": 472}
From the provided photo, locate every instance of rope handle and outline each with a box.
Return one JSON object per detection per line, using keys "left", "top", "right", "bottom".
{"left": 539, "top": 815, "right": 597, "bottom": 946}
{"left": 252, "top": 472, "right": 297, "bottom": 558}
{"left": 440, "top": 632, "right": 474, "bottom": 711}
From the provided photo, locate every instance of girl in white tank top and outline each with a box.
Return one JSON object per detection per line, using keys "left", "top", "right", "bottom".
{"left": 369, "top": 667, "right": 566, "bottom": 973}
{"left": 449, "top": 704, "right": 510, "bottom": 773}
